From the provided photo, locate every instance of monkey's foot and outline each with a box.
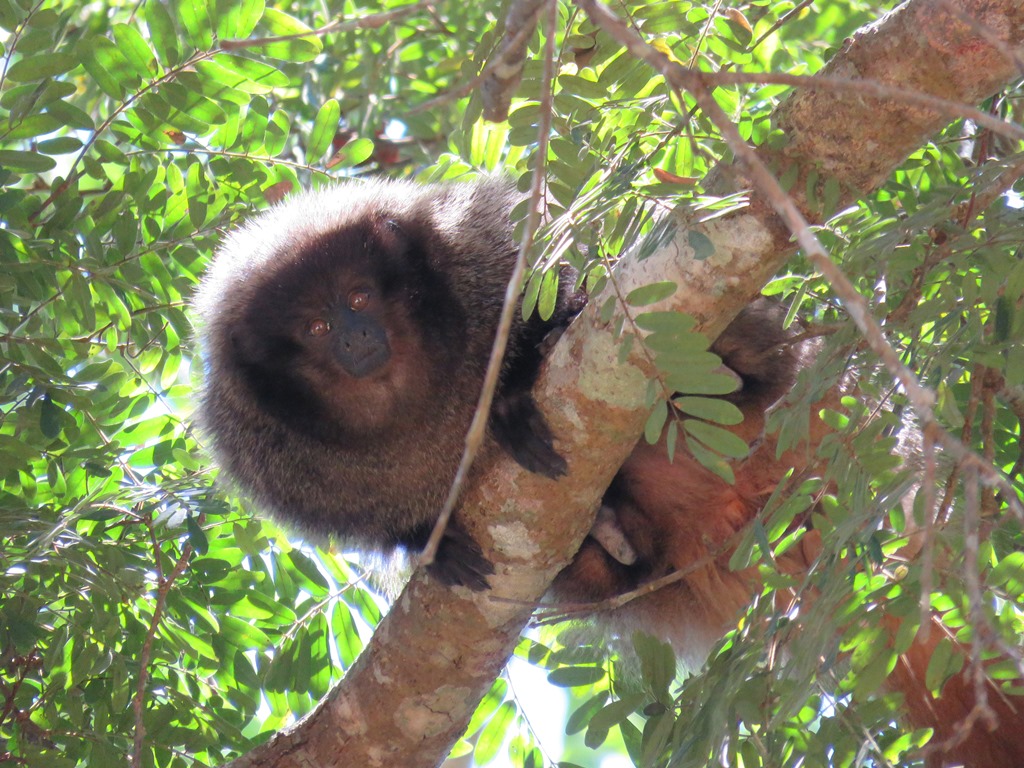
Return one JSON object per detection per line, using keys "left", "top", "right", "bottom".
{"left": 590, "top": 505, "right": 638, "bottom": 565}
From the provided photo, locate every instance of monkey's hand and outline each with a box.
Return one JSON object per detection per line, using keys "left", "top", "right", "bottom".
{"left": 489, "top": 390, "right": 567, "bottom": 479}
{"left": 425, "top": 522, "right": 496, "bottom": 592}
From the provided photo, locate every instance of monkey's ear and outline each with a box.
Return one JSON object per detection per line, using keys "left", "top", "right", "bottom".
{"left": 370, "top": 216, "right": 410, "bottom": 255}
{"left": 370, "top": 214, "right": 435, "bottom": 271}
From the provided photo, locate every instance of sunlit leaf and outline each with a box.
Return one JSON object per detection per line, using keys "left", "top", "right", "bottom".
{"left": 258, "top": 8, "right": 322, "bottom": 61}
{"left": 6, "top": 51, "right": 76, "bottom": 81}
{"left": 112, "top": 23, "right": 159, "bottom": 79}
{"left": 216, "top": 0, "right": 264, "bottom": 39}
{"left": 178, "top": 0, "right": 214, "bottom": 50}
{"left": 80, "top": 36, "right": 138, "bottom": 98}
{"left": 144, "top": 1, "right": 180, "bottom": 66}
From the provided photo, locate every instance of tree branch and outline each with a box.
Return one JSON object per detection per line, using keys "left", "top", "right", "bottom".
{"left": 224, "top": 1, "right": 1024, "bottom": 765}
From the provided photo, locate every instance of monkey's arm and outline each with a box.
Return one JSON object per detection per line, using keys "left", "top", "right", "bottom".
{"left": 488, "top": 286, "right": 586, "bottom": 479}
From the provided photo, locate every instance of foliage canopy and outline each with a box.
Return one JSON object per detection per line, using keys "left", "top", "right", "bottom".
{"left": 0, "top": 0, "right": 1022, "bottom": 766}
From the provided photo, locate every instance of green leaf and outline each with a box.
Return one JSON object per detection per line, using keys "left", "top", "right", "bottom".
{"left": 39, "top": 394, "right": 62, "bottom": 438}
{"left": 643, "top": 402, "right": 668, "bottom": 444}
{"left": 145, "top": 1, "right": 180, "bottom": 66}
{"left": 685, "top": 434, "right": 734, "bottom": 484}
{"left": 988, "top": 552, "right": 1024, "bottom": 599}
{"left": 559, "top": 74, "right": 607, "bottom": 100}
{"left": 178, "top": 0, "right": 214, "bottom": 50}
{"left": 239, "top": 96, "right": 269, "bottom": 150}
{"left": 5, "top": 113, "right": 62, "bottom": 140}
{"left": 46, "top": 98, "right": 95, "bottom": 130}
{"left": 765, "top": 492, "right": 812, "bottom": 542}
{"left": 547, "top": 665, "right": 606, "bottom": 688}
{"left": 196, "top": 54, "right": 288, "bottom": 94}
{"left": 0, "top": 149, "right": 56, "bottom": 171}
{"left": 332, "top": 136, "right": 374, "bottom": 167}
{"left": 566, "top": 692, "right": 610, "bottom": 735}
{"left": 186, "top": 160, "right": 209, "bottom": 228}
{"left": 994, "top": 294, "right": 1013, "bottom": 342}
{"left": 332, "top": 604, "right": 363, "bottom": 667}
{"left": 265, "top": 109, "right": 289, "bottom": 156}
{"left": 587, "top": 694, "right": 646, "bottom": 734}
{"left": 112, "top": 23, "right": 159, "bottom": 79}
{"left": 216, "top": 0, "right": 264, "bottom": 39}
{"left": 626, "top": 281, "right": 677, "bottom": 306}
{"left": 259, "top": 8, "right": 322, "bottom": 62}
{"left": 308, "top": 99, "right": 340, "bottom": 162}
{"left": 664, "top": 370, "right": 740, "bottom": 396}
{"left": 475, "top": 701, "right": 516, "bottom": 765}
{"left": 634, "top": 633, "right": 675, "bottom": 705}
{"left": 927, "top": 638, "right": 960, "bottom": 693}
{"left": 0, "top": 0, "right": 22, "bottom": 31}
{"left": 264, "top": 642, "right": 294, "bottom": 692}
{"left": 186, "top": 514, "right": 209, "bottom": 554}
{"left": 684, "top": 420, "right": 750, "bottom": 459}
{"left": 823, "top": 174, "right": 841, "bottom": 215}
{"left": 672, "top": 396, "right": 743, "bottom": 425}
{"left": 538, "top": 267, "right": 559, "bottom": 321}
{"left": 37, "top": 136, "right": 83, "bottom": 155}
{"left": 634, "top": 311, "right": 696, "bottom": 334}
{"left": 80, "top": 36, "right": 138, "bottom": 99}
{"left": 287, "top": 550, "right": 329, "bottom": 591}
{"left": 465, "top": 679, "right": 508, "bottom": 738}
{"left": 687, "top": 229, "right": 715, "bottom": 260}
{"left": 147, "top": 83, "right": 226, "bottom": 133}
{"left": 6, "top": 51, "right": 77, "bottom": 81}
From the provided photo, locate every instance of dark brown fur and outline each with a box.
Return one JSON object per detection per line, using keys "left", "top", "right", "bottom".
{"left": 193, "top": 178, "right": 580, "bottom": 589}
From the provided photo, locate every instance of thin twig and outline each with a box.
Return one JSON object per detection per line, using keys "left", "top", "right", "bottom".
{"left": 130, "top": 527, "right": 193, "bottom": 767}
{"left": 420, "top": 0, "right": 559, "bottom": 568}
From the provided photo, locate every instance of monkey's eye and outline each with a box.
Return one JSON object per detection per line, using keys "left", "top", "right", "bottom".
{"left": 307, "top": 318, "right": 331, "bottom": 337}
{"left": 348, "top": 290, "right": 370, "bottom": 312}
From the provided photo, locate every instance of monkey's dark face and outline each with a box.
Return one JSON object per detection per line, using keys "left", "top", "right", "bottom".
{"left": 303, "top": 277, "right": 391, "bottom": 380}
{"left": 226, "top": 216, "right": 466, "bottom": 442}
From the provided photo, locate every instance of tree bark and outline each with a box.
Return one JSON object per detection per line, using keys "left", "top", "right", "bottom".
{"left": 225, "top": 1, "right": 1024, "bottom": 766}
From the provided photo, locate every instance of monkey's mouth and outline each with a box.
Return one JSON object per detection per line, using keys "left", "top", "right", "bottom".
{"left": 338, "top": 343, "right": 390, "bottom": 378}
{"left": 335, "top": 330, "right": 391, "bottom": 378}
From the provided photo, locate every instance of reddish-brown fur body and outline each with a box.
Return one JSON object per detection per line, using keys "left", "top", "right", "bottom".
{"left": 553, "top": 302, "right": 1024, "bottom": 767}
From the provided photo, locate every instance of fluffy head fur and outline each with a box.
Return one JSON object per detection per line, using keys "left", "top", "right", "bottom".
{"left": 193, "top": 178, "right": 578, "bottom": 587}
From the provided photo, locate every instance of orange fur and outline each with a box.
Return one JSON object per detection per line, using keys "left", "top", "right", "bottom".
{"left": 551, "top": 302, "right": 1024, "bottom": 767}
